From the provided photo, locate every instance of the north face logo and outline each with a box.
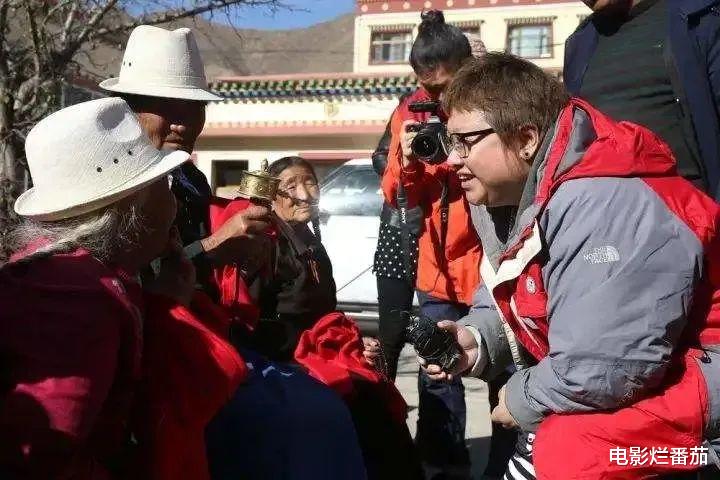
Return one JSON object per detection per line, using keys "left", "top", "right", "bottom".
{"left": 583, "top": 246, "right": 620, "bottom": 264}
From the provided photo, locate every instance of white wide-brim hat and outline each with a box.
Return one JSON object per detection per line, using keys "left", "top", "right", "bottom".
{"left": 99, "top": 25, "right": 222, "bottom": 102}
{"left": 15, "top": 97, "right": 190, "bottom": 221}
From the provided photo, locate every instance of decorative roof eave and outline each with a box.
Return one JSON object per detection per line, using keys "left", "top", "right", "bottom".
{"left": 357, "top": 0, "right": 581, "bottom": 15}
{"left": 211, "top": 72, "right": 417, "bottom": 101}
{"left": 506, "top": 16, "right": 557, "bottom": 26}
{"left": 450, "top": 20, "right": 483, "bottom": 29}
{"left": 370, "top": 23, "right": 415, "bottom": 32}
{"left": 200, "top": 120, "right": 387, "bottom": 138}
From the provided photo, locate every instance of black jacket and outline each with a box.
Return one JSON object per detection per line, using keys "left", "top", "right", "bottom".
{"left": 564, "top": 0, "right": 720, "bottom": 198}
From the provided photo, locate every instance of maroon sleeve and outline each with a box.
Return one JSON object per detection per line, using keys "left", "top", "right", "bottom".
{"left": 0, "top": 291, "right": 125, "bottom": 479}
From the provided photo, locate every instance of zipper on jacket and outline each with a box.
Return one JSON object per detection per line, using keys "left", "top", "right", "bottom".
{"left": 662, "top": 37, "right": 708, "bottom": 188}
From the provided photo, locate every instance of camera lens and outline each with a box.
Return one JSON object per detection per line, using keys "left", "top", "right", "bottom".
{"left": 411, "top": 133, "right": 438, "bottom": 159}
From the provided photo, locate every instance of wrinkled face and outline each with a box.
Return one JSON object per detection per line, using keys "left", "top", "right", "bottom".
{"left": 131, "top": 96, "right": 206, "bottom": 153}
{"left": 446, "top": 109, "right": 530, "bottom": 207}
{"left": 272, "top": 165, "right": 320, "bottom": 224}
{"left": 418, "top": 64, "right": 456, "bottom": 100}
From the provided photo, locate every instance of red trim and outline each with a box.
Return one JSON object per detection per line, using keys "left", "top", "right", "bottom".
{"left": 200, "top": 123, "right": 385, "bottom": 138}
{"left": 356, "top": 0, "right": 577, "bottom": 15}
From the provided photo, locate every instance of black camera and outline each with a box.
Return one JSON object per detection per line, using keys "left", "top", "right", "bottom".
{"left": 404, "top": 312, "right": 462, "bottom": 372}
{"left": 407, "top": 101, "right": 449, "bottom": 165}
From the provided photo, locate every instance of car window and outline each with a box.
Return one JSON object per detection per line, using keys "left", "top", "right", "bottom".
{"left": 320, "top": 166, "right": 383, "bottom": 217}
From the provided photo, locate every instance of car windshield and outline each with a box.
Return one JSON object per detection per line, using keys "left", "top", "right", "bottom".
{"left": 320, "top": 165, "right": 383, "bottom": 216}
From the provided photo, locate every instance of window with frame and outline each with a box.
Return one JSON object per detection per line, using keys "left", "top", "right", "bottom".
{"left": 507, "top": 24, "right": 552, "bottom": 59}
{"left": 320, "top": 165, "right": 382, "bottom": 216}
{"left": 370, "top": 31, "right": 412, "bottom": 64}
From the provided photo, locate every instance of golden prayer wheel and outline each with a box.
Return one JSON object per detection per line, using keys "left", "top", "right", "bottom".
{"left": 235, "top": 159, "right": 280, "bottom": 203}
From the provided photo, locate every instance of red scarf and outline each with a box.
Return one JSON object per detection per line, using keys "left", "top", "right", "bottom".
{"left": 295, "top": 312, "right": 408, "bottom": 424}
{"left": 136, "top": 292, "right": 247, "bottom": 480}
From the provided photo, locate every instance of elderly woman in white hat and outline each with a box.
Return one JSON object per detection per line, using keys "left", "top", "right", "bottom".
{"left": 0, "top": 97, "right": 191, "bottom": 478}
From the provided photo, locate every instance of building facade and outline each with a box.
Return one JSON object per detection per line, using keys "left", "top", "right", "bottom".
{"left": 196, "top": 0, "right": 589, "bottom": 195}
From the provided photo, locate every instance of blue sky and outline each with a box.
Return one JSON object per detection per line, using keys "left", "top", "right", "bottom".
{"left": 213, "top": 0, "right": 356, "bottom": 30}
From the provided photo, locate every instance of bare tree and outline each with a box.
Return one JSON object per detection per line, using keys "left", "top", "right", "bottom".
{"left": 0, "top": 0, "right": 290, "bottom": 247}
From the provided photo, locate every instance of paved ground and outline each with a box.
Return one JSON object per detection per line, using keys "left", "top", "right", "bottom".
{"left": 395, "top": 344, "right": 493, "bottom": 479}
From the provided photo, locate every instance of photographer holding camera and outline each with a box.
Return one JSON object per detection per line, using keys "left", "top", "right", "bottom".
{"left": 380, "top": 10, "right": 481, "bottom": 479}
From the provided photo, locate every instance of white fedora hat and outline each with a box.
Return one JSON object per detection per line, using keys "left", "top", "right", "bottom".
{"left": 99, "top": 25, "right": 222, "bottom": 102}
{"left": 15, "top": 97, "right": 189, "bottom": 221}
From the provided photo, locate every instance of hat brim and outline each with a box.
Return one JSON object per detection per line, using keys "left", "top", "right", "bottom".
{"left": 15, "top": 149, "right": 190, "bottom": 221}
{"left": 99, "top": 77, "right": 223, "bottom": 102}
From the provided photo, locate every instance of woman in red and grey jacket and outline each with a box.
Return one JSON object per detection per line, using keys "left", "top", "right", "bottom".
{"left": 431, "top": 52, "right": 720, "bottom": 479}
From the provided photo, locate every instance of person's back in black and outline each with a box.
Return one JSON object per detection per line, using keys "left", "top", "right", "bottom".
{"left": 576, "top": 0, "right": 706, "bottom": 188}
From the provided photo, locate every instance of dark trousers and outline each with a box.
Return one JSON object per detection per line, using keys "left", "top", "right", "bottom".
{"left": 485, "top": 370, "right": 519, "bottom": 477}
{"left": 416, "top": 293, "right": 470, "bottom": 478}
{"left": 377, "top": 275, "right": 415, "bottom": 380}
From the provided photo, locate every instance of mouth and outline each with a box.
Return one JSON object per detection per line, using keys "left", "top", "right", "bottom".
{"left": 296, "top": 205, "right": 317, "bottom": 212}
{"left": 457, "top": 173, "right": 476, "bottom": 187}
{"left": 164, "top": 137, "right": 185, "bottom": 148}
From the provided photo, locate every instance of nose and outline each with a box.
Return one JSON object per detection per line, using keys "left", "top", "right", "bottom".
{"left": 295, "top": 183, "right": 310, "bottom": 201}
{"left": 445, "top": 150, "right": 464, "bottom": 170}
{"left": 170, "top": 124, "right": 187, "bottom": 134}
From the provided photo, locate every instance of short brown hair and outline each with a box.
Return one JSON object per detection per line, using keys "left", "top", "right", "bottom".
{"left": 443, "top": 52, "right": 570, "bottom": 147}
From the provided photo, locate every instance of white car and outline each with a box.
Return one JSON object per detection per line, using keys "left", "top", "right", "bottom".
{"left": 319, "top": 159, "right": 383, "bottom": 330}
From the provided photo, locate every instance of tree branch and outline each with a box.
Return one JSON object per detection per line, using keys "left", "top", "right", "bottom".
{"left": 60, "top": 0, "right": 119, "bottom": 62}
{"left": 41, "top": 0, "right": 74, "bottom": 28}
{"left": 24, "top": 2, "right": 42, "bottom": 78}
{"left": 0, "top": 1, "right": 8, "bottom": 64}
{"left": 60, "top": 0, "right": 80, "bottom": 46}
{"left": 92, "top": 0, "right": 291, "bottom": 39}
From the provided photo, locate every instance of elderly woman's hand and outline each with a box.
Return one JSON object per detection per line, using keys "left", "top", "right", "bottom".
{"left": 400, "top": 120, "right": 420, "bottom": 169}
{"left": 362, "top": 337, "right": 382, "bottom": 367}
{"left": 201, "top": 204, "right": 271, "bottom": 266}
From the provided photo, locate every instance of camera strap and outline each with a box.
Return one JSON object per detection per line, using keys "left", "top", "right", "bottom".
{"left": 396, "top": 182, "right": 417, "bottom": 286}
{"left": 439, "top": 174, "right": 449, "bottom": 255}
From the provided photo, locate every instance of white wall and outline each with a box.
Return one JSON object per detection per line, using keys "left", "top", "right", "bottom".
{"left": 206, "top": 96, "right": 400, "bottom": 126}
{"left": 353, "top": 2, "right": 590, "bottom": 73}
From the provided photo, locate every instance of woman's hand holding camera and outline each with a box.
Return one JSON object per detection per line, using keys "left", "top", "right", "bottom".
{"left": 400, "top": 120, "right": 420, "bottom": 169}
{"left": 418, "top": 321, "right": 479, "bottom": 382}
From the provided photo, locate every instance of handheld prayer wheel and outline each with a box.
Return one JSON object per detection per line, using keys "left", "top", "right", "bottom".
{"left": 235, "top": 159, "right": 280, "bottom": 204}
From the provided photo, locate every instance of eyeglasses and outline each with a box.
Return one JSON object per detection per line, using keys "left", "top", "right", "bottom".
{"left": 447, "top": 128, "right": 495, "bottom": 158}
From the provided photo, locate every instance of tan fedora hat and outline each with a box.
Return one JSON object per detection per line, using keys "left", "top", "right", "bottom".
{"left": 99, "top": 25, "right": 222, "bottom": 102}
{"left": 15, "top": 97, "right": 190, "bottom": 221}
